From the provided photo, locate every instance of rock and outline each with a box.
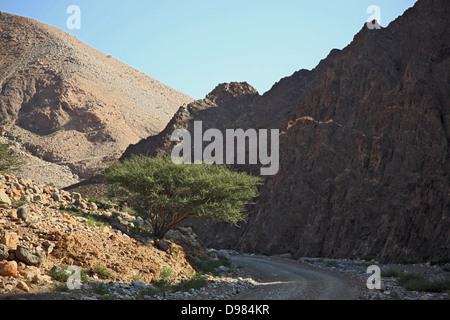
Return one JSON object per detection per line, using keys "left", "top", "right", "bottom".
{"left": 20, "top": 266, "right": 41, "bottom": 281}
{"left": 16, "top": 207, "right": 28, "bottom": 222}
{"left": 0, "top": 189, "right": 11, "bottom": 207}
{"left": 77, "top": 201, "right": 87, "bottom": 210}
{"left": 72, "top": 193, "right": 82, "bottom": 201}
{"left": 51, "top": 192, "right": 60, "bottom": 202}
{"left": 42, "top": 240, "right": 55, "bottom": 254}
{"left": 8, "top": 210, "right": 18, "bottom": 221}
{"left": 15, "top": 245, "right": 45, "bottom": 266}
{"left": 217, "top": 265, "right": 230, "bottom": 273}
{"left": 156, "top": 240, "right": 171, "bottom": 252}
{"left": 0, "top": 260, "right": 18, "bottom": 277}
{"left": 131, "top": 281, "right": 147, "bottom": 288}
{"left": 1, "top": 231, "right": 19, "bottom": 251}
{"left": 217, "top": 250, "right": 231, "bottom": 260}
{"left": 64, "top": 217, "right": 77, "bottom": 227}
{"left": 0, "top": 244, "right": 8, "bottom": 260}
{"left": 33, "top": 194, "right": 43, "bottom": 202}
{"left": 11, "top": 189, "right": 21, "bottom": 197}
{"left": 20, "top": 194, "right": 31, "bottom": 202}
{"left": 87, "top": 202, "right": 98, "bottom": 211}
{"left": 16, "top": 280, "right": 30, "bottom": 292}
{"left": 50, "top": 265, "right": 63, "bottom": 274}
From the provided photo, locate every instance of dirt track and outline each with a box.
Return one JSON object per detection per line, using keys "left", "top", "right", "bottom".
{"left": 230, "top": 255, "right": 361, "bottom": 300}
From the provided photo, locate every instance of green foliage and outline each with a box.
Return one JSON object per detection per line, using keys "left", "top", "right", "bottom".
{"left": 381, "top": 269, "right": 401, "bottom": 278}
{"left": 191, "top": 256, "right": 231, "bottom": 274}
{"left": 94, "top": 264, "right": 112, "bottom": 278}
{"left": 152, "top": 267, "right": 175, "bottom": 290}
{"left": 49, "top": 265, "right": 88, "bottom": 283}
{"left": 397, "top": 273, "right": 450, "bottom": 293}
{"left": 0, "top": 142, "right": 22, "bottom": 172}
{"left": 103, "top": 155, "right": 263, "bottom": 238}
{"left": 151, "top": 266, "right": 209, "bottom": 293}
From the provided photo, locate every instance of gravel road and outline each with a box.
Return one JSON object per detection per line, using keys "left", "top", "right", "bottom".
{"left": 230, "top": 255, "right": 361, "bottom": 300}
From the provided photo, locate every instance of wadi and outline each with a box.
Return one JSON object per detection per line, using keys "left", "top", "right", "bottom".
{"left": 0, "top": 0, "right": 449, "bottom": 302}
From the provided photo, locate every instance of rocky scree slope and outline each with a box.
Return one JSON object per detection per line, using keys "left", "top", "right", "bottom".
{"left": 0, "top": 173, "right": 200, "bottom": 296}
{"left": 120, "top": 0, "right": 450, "bottom": 264}
{"left": 0, "top": 12, "right": 194, "bottom": 180}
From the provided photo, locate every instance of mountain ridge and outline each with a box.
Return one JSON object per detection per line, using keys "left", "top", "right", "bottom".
{"left": 0, "top": 11, "right": 194, "bottom": 181}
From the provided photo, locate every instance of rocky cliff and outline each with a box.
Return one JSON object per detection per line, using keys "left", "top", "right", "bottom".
{"left": 201, "top": 0, "right": 450, "bottom": 263}
{"left": 0, "top": 12, "right": 194, "bottom": 180}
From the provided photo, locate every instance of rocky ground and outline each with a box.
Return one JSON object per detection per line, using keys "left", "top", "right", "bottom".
{"left": 0, "top": 136, "right": 80, "bottom": 189}
{"left": 1, "top": 172, "right": 448, "bottom": 301}
{"left": 0, "top": 173, "right": 200, "bottom": 298}
{"left": 296, "top": 256, "right": 450, "bottom": 300}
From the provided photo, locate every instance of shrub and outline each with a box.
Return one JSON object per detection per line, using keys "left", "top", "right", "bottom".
{"left": 0, "top": 142, "right": 22, "bottom": 172}
{"left": 192, "top": 256, "right": 231, "bottom": 274}
{"left": 381, "top": 269, "right": 401, "bottom": 278}
{"left": 94, "top": 264, "right": 112, "bottom": 278}
{"left": 397, "top": 273, "right": 450, "bottom": 293}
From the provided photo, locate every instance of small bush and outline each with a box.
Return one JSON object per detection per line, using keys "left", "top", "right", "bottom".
{"left": 0, "top": 142, "right": 22, "bottom": 172}
{"left": 49, "top": 265, "right": 88, "bottom": 283}
{"left": 152, "top": 267, "right": 175, "bottom": 290}
{"left": 137, "top": 286, "right": 159, "bottom": 298}
{"left": 397, "top": 273, "right": 450, "bottom": 293}
{"left": 159, "top": 267, "right": 174, "bottom": 279}
{"left": 94, "top": 264, "right": 112, "bottom": 278}
{"left": 192, "top": 256, "right": 231, "bottom": 274}
{"left": 381, "top": 269, "right": 401, "bottom": 278}
{"left": 171, "top": 276, "right": 210, "bottom": 292}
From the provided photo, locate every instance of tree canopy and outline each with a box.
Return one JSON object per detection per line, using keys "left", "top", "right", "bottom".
{"left": 103, "top": 155, "right": 263, "bottom": 238}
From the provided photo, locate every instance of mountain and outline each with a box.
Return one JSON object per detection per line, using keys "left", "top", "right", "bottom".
{"left": 121, "top": 0, "right": 449, "bottom": 263}
{"left": 0, "top": 12, "right": 194, "bottom": 180}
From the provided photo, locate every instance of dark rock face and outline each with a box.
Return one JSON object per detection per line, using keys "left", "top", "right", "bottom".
{"left": 123, "top": 0, "right": 450, "bottom": 263}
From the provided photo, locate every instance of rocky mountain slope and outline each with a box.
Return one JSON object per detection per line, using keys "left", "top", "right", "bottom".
{"left": 0, "top": 11, "right": 194, "bottom": 181}
{"left": 0, "top": 172, "right": 202, "bottom": 296}
{"left": 121, "top": 0, "right": 450, "bottom": 263}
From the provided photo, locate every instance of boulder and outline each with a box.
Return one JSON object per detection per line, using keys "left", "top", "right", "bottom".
{"left": 0, "top": 244, "right": 8, "bottom": 260}
{"left": 0, "top": 189, "right": 11, "bottom": 208}
{"left": 16, "top": 207, "right": 28, "bottom": 222}
{"left": 216, "top": 250, "right": 231, "bottom": 260}
{"left": 156, "top": 240, "right": 171, "bottom": 252}
{"left": 0, "top": 260, "right": 18, "bottom": 277}
{"left": 15, "top": 245, "right": 45, "bottom": 266}
{"left": 0, "top": 232, "right": 19, "bottom": 251}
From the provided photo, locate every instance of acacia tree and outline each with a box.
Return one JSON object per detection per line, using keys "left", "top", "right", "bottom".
{"left": 103, "top": 155, "right": 263, "bottom": 239}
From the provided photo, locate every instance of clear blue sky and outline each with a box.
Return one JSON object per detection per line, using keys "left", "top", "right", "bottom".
{"left": 0, "top": 0, "right": 417, "bottom": 99}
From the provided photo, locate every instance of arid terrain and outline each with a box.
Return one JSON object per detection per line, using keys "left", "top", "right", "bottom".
{"left": 0, "top": 11, "right": 194, "bottom": 181}
{"left": 120, "top": 0, "right": 449, "bottom": 264}
{"left": 0, "top": 0, "right": 449, "bottom": 302}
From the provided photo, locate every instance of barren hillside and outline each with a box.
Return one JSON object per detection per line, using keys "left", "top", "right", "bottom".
{"left": 0, "top": 11, "right": 194, "bottom": 181}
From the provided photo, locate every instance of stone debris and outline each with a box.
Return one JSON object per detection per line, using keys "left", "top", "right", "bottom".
{"left": 0, "top": 173, "right": 196, "bottom": 296}
{"left": 1, "top": 172, "right": 448, "bottom": 300}
{"left": 297, "top": 257, "right": 450, "bottom": 300}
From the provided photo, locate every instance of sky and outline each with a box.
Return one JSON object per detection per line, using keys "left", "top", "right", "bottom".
{"left": 0, "top": 0, "right": 417, "bottom": 99}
